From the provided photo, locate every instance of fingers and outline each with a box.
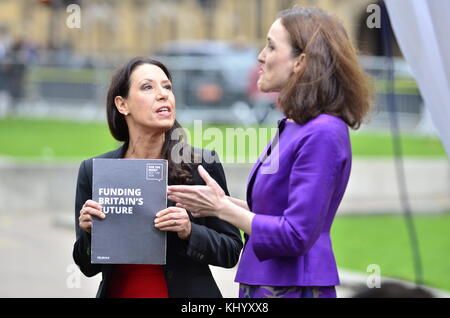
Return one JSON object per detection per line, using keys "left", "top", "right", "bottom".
{"left": 167, "top": 166, "right": 223, "bottom": 197}
{"left": 81, "top": 203, "right": 105, "bottom": 218}
{"left": 197, "top": 165, "right": 214, "bottom": 185}
{"left": 175, "top": 203, "right": 201, "bottom": 217}
{"left": 171, "top": 199, "right": 204, "bottom": 213}
{"left": 155, "top": 206, "right": 186, "bottom": 218}
{"left": 168, "top": 192, "right": 202, "bottom": 207}
{"left": 167, "top": 185, "right": 201, "bottom": 194}
{"left": 167, "top": 189, "right": 206, "bottom": 213}
{"left": 155, "top": 207, "right": 186, "bottom": 227}
{"left": 168, "top": 189, "right": 218, "bottom": 218}
{"left": 166, "top": 167, "right": 216, "bottom": 192}
{"left": 154, "top": 218, "right": 182, "bottom": 230}
{"left": 84, "top": 200, "right": 102, "bottom": 210}
{"left": 154, "top": 207, "right": 192, "bottom": 239}
{"left": 81, "top": 200, "right": 104, "bottom": 218}
{"left": 81, "top": 206, "right": 105, "bottom": 219}
{"left": 167, "top": 166, "right": 218, "bottom": 193}
{"left": 79, "top": 200, "right": 105, "bottom": 233}
{"left": 198, "top": 165, "right": 221, "bottom": 191}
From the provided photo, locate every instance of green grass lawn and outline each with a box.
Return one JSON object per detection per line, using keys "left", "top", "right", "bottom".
{"left": 0, "top": 118, "right": 119, "bottom": 161}
{"left": 332, "top": 213, "right": 450, "bottom": 292}
{"left": 0, "top": 117, "right": 447, "bottom": 161}
{"left": 0, "top": 117, "right": 448, "bottom": 291}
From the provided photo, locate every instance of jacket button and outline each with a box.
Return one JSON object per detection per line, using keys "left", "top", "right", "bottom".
{"left": 166, "top": 270, "right": 173, "bottom": 279}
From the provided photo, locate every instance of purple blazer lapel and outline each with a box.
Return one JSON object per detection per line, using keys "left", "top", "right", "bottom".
{"left": 246, "top": 118, "right": 287, "bottom": 210}
{"left": 246, "top": 151, "right": 265, "bottom": 188}
{"left": 247, "top": 118, "right": 286, "bottom": 188}
{"left": 246, "top": 143, "right": 268, "bottom": 211}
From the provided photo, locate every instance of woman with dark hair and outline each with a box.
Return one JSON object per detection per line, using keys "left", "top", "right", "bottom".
{"left": 73, "top": 57, "right": 243, "bottom": 298}
{"left": 167, "top": 7, "right": 373, "bottom": 298}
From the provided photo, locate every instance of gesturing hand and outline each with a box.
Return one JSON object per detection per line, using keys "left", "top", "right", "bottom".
{"left": 167, "top": 165, "right": 227, "bottom": 218}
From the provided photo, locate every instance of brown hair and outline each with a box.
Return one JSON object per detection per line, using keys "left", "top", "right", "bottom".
{"left": 277, "top": 7, "right": 373, "bottom": 130}
{"left": 106, "top": 57, "right": 197, "bottom": 185}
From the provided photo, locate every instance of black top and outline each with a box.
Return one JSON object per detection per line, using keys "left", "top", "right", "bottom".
{"left": 72, "top": 145, "right": 243, "bottom": 298}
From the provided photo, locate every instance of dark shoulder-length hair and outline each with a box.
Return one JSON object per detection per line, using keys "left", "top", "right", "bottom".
{"left": 106, "top": 57, "right": 197, "bottom": 185}
{"left": 277, "top": 7, "right": 373, "bottom": 130}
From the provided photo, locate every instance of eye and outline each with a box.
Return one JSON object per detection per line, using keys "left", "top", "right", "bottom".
{"left": 164, "top": 84, "right": 172, "bottom": 90}
{"left": 142, "top": 84, "right": 153, "bottom": 90}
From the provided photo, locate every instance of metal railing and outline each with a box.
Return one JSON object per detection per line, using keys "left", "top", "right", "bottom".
{"left": 0, "top": 54, "right": 423, "bottom": 127}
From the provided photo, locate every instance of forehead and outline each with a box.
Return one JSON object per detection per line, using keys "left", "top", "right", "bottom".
{"left": 268, "top": 18, "right": 290, "bottom": 43}
{"left": 130, "top": 64, "right": 169, "bottom": 83}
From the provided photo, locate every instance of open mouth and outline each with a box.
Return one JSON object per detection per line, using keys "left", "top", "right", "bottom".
{"left": 156, "top": 106, "right": 171, "bottom": 114}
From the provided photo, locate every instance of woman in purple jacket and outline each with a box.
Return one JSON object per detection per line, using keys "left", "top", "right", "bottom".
{"left": 165, "top": 7, "right": 372, "bottom": 298}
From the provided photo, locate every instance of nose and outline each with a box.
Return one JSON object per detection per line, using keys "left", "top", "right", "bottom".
{"left": 156, "top": 85, "right": 169, "bottom": 100}
{"left": 258, "top": 48, "right": 266, "bottom": 64}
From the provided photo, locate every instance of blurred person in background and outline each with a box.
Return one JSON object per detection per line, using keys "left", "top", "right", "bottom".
{"left": 3, "top": 39, "right": 27, "bottom": 114}
{"left": 0, "top": 27, "right": 8, "bottom": 104}
{"left": 73, "top": 57, "right": 242, "bottom": 298}
{"left": 1, "top": 38, "right": 37, "bottom": 114}
{"left": 167, "top": 7, "right": 373, "bottom": 298}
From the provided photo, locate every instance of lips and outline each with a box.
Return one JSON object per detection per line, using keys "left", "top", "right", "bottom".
{"left": 155, "top": 106, "right": 171, "bottom": 114}
{"left": 154, "top": 105, "right": 173, "bottom": 118}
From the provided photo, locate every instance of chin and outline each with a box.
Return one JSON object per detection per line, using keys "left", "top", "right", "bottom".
{"left": 257, "top": 82, "right": 269, "bottom": 93}
{"left": 164, "top": 117, "right": 176, "bottom": 129}
{"left": 260, "top": 86, "right": 277, "bottom": 94}
{"left": 258, "top": 81, "right": 278, "bottom": 93}
{"left": 160, "top": 119, "right": 175, "bottom": 130}
{"left": 148, "top": 117, "right": 174, "bottom": 132}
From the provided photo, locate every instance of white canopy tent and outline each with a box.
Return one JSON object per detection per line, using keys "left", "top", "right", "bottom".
{"left": 385, "top": 0, "right": 450, "bottom": 158}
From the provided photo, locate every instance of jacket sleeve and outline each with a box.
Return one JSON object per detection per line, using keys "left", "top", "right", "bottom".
{"left": 72, "top": 159, "right": 103, "bottom": 277}
{"left": 250, "top": 127, "right": 347, "bottom": 261}
{"left": 184, "top": 151, "right": 243, "bottom": 268}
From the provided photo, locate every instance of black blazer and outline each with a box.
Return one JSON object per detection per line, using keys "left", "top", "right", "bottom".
{"left": 72, "top": 145, "right": 243, "bottom": 298}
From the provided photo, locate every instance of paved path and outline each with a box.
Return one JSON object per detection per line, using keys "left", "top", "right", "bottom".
{"left": 0, "top": 212, "right": 100, "bottom": 297}
{"left": 0, "top": 211, "right": 356, "bottom": 298}
{"left": 1, "top": 211, "right": 447, "bottom": 298}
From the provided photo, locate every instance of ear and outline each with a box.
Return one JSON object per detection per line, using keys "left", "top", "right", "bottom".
{"left": 293, "top": 53, "right": 306, "bottom": 74}
{"left": 114, "top": 96, "right": 129, "bottom": 116}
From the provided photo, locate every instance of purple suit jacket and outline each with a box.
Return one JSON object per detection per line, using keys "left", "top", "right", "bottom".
{"left": 235, "top": 114, "right": 352, "bottom": 286}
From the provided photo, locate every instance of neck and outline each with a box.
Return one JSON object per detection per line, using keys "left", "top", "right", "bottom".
{"left": 125, "top": 130, "right": 165, "bottom": 159}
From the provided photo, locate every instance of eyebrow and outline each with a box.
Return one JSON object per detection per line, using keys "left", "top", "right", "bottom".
{"left": 139, "top": 79, "right": 171, "bottom": 84}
